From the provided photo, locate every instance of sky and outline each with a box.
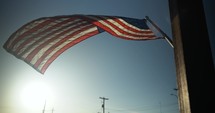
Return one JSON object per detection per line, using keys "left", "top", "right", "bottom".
{"left": 0, "top": 0, "right": 214, "bottom": 113}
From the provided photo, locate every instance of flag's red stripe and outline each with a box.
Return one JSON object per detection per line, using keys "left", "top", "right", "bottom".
{"left": 92, "top": 19, "right": 155, "bottom": 40}
{"left": 10, "top": 19, "right": 55, "bottom": 50}
{"left": 111, "top": 17, "right": 153, "bottom": 34}
{"left": 20, "top": 18, "right": 82, "bottom": 56}
{"left": 15, "top": 17, "right": 76, "bottom": 54}
{"left": 3, "top": 18, "right": 46, "bottom": 49}
{"left": 82, "top": 16, "right": 156, "bottom": 40}
{"left": 34, "top": 24, "right": 96, "bottom": 69}
{"left": 95, "top": 16, "right": 154, "bottom": 38}
{"left": 25, "top": 19, "right": 89, "bottom": 62}
{"left": 5, "top": 17, "right": 61, "bottom": 50}
{"left": 40, "top": 29, "right": 99, "bottom": 74}
{"left": 84, "top": 17, "right": 120, "bottom": 37}
{"left": 86, "top": 15, "right": 154, "bottom": 34}
{"left": 18, "top": 17, "right": 81, "bottom": 57}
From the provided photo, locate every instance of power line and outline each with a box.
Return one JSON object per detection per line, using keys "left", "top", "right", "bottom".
{"left": 106, "top": 102, "right": 178, "bottom": 112}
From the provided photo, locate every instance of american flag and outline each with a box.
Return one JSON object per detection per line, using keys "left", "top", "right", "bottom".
{"left": 3, "top": 14, "right": 158, "bottom": 74}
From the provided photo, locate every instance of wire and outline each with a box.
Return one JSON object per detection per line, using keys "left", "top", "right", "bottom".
{"left": 106, "top": 102, "right": 179, "bottom": 113}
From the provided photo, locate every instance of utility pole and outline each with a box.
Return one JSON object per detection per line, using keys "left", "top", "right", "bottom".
{"left": 99, "top": 97, "right": 109, "bottom": 113}
{"left": 159, "top": 102, "right": 162, "bottom": 113}
{"left": 51, "top": 108, "right": 54, "bottom": 113}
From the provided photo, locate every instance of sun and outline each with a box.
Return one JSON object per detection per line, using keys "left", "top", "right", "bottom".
{"left": 20, "top": 80, "right": 55, "bottom": 109}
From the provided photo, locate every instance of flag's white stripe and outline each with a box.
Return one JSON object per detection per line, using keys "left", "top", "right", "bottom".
{"left": 16, "top": 18, "right": 75, "bottom": 52}
{"left": 117, "top": 18, "right": 152, "bottom": 32}
{"left": 22, "top": 19, "right": 86, "bottom": 59}
{"left": 14, "top": 19, "right": 65, "bottom": 52}
{"left": 104, "top": 18, "right": 151, "bottom": 36}
{"left": 8, "top": 19, "right": 49, "bottom": 48}
{"left": 85, "top": 15, "right": 152, "bottom": 32}
{"left": 18, "top": 19, "right": 81, "bottom": 54}
{"left": 21, "top": 19, "right": 85, "bottom": 58}
{"left": 37, "top": 26, "right": 98, "bottom": 70}
{"left": 13, "top": 18, "right": 71, "bottom": 51}
{"left": 101, "top": 16, "right": 152, "bottom": 34}
{"left": 86, "top": 16, "right": 154, "bottom": 39}
{"left": 30, "top": 22, "right": 92, "bottom": 65}
{"left": 102, "top": 20, "right": 154, "bottom": 39}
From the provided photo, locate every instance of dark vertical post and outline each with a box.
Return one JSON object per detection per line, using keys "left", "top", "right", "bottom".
{"left": 168, "top": 0, "right": 215, "bottom": 113}
{"left": 52, "top": 108, "right": 54, "bottom": 113}
{"left": 42, "top": 100, "right": 46, "bottom": 113}
{"left": 99, "top": 97, "right": 109, "bottom": 113}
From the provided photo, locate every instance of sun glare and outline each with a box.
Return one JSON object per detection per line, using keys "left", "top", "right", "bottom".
{"left": 20, "top": 80, "right": 55, "bottom": 109}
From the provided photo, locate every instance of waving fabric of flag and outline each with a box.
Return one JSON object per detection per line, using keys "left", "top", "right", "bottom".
{"left": 3, "top": 14, "right": 158, "bottom": 74}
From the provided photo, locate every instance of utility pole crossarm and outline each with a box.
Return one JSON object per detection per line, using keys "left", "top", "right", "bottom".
{"left": 99, "top": 97, "right": 109, "bottom": 113}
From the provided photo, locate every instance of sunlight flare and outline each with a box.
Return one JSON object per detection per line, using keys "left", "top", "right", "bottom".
{"left": 19, "top": 80, "right": 55, "bottom": 109}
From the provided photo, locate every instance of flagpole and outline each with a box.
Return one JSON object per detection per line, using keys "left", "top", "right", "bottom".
{"left": 145, "top": 16, "right": 174, "bottom": 48}
{"left": 42, "top": 100, "right": 46, "bottom": 113}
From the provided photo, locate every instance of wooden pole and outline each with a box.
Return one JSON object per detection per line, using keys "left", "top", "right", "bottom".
{"left": 169, "top": 0, "right": 215, "bottom": 113}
